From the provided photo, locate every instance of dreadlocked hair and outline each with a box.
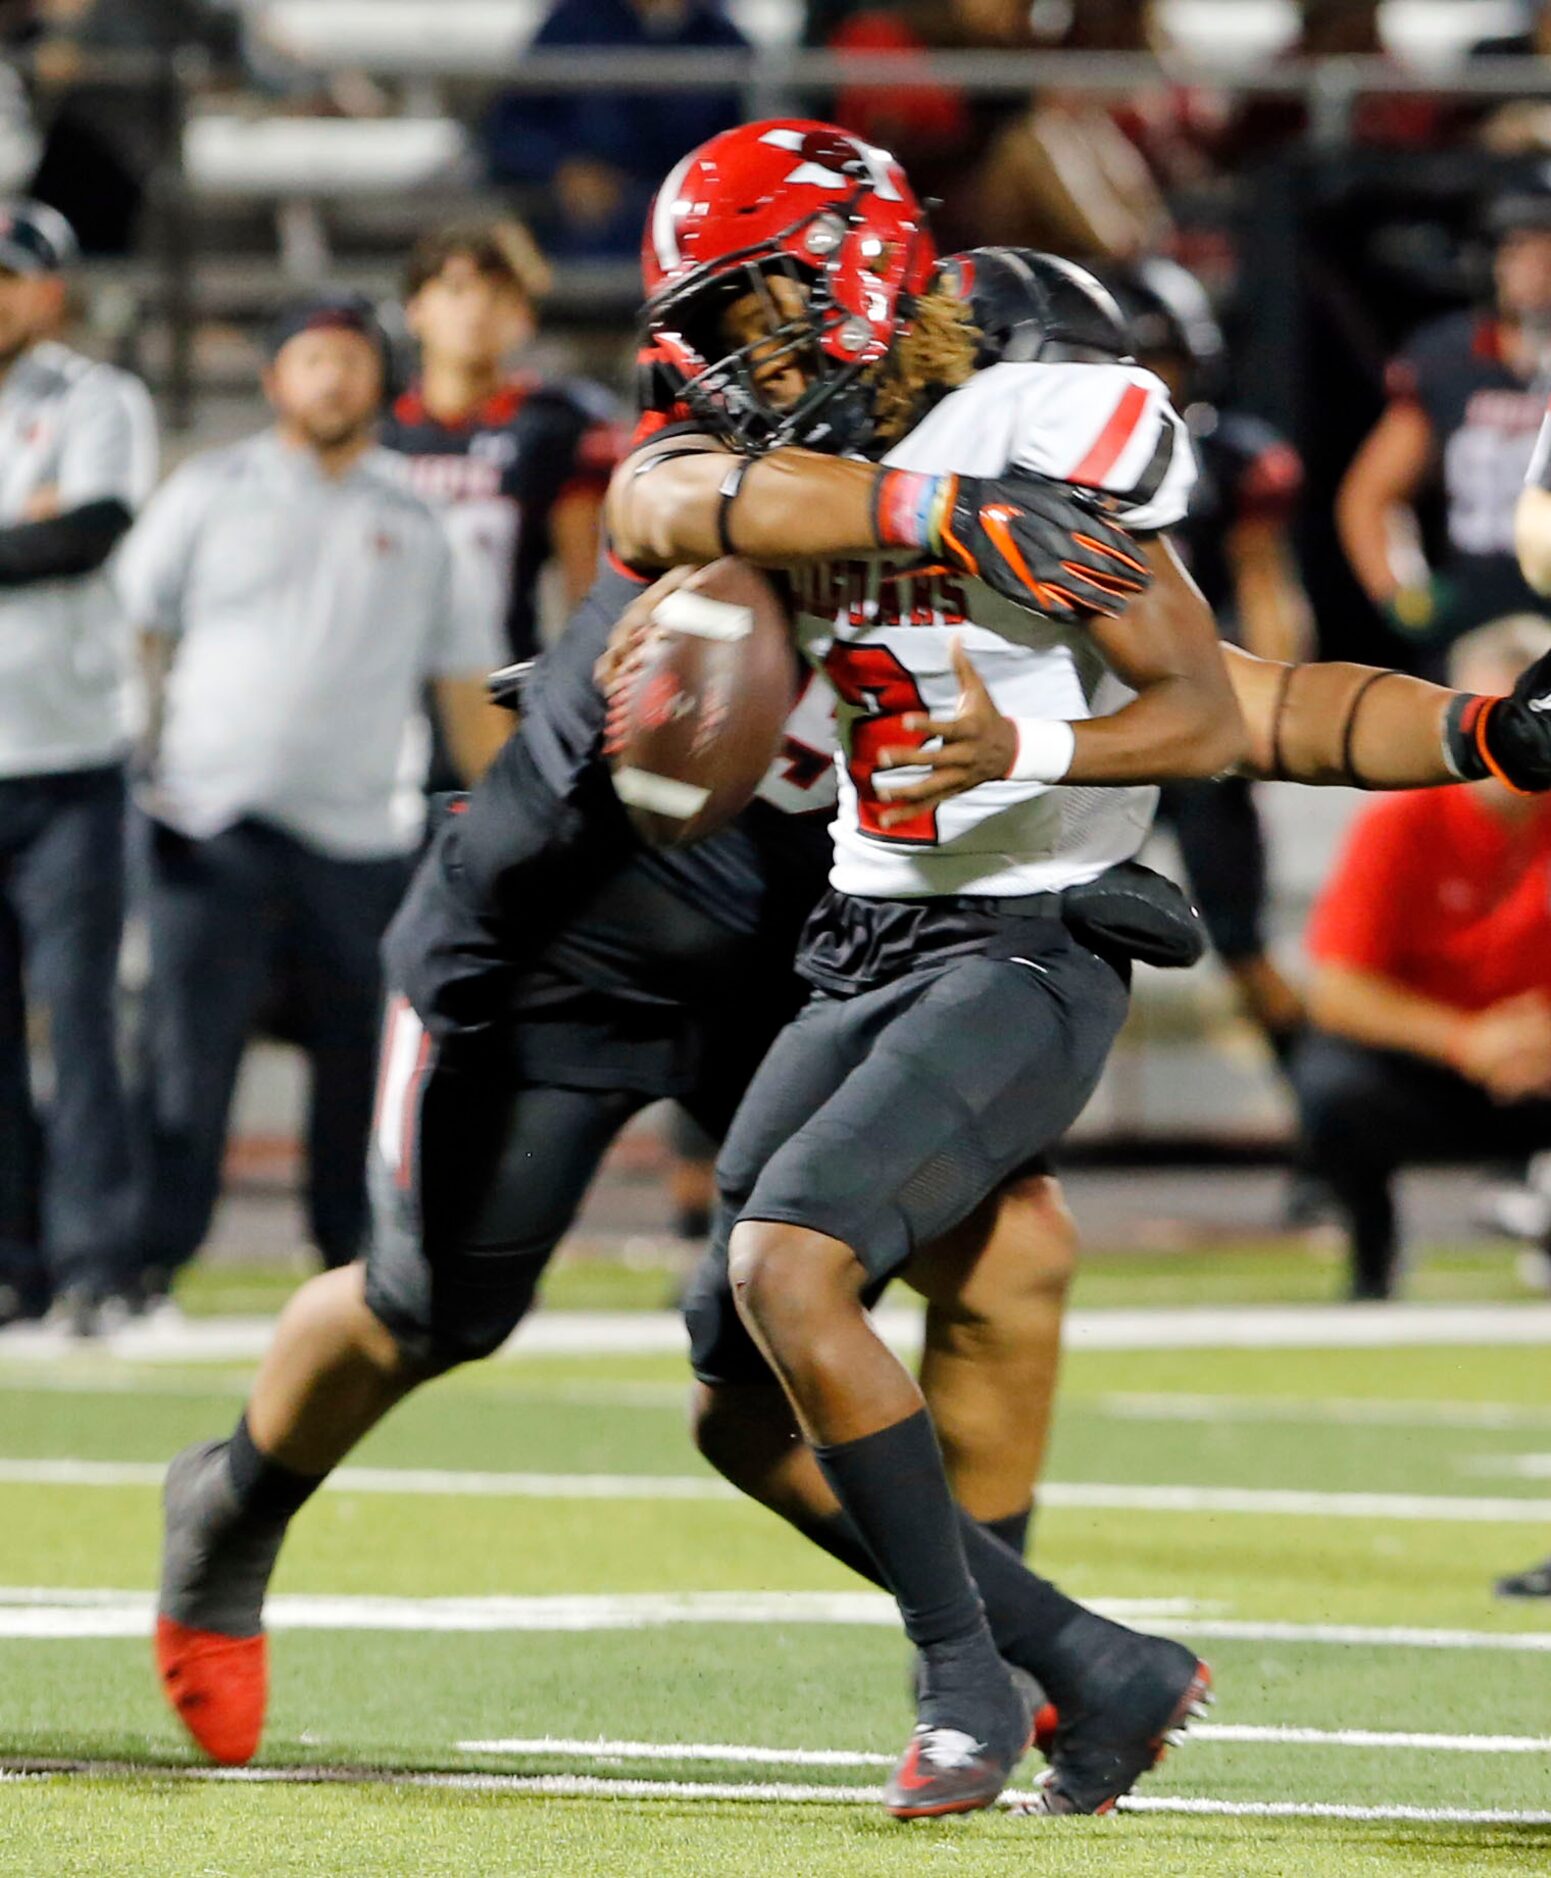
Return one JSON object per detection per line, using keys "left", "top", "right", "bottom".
{"left": 866, "top": 280, "right": 979, "bottom": 448}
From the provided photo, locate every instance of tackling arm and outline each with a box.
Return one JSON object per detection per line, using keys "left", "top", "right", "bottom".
{"left": 1225, "top": 643, "right": 1551, "bottom": 793}
{"left": 605, "top": 437, "right": 1151, "bottom": 622}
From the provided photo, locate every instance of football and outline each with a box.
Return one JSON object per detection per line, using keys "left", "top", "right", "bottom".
{"left": 606, "top": 558, "right": 797, "bottom": 847}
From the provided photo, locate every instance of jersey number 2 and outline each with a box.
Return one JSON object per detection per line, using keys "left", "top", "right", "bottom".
{"left": 823, "top": 645, "right": 938, "bottom": 845}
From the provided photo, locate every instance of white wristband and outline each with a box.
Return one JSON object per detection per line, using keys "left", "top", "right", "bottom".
{"left": 1005, "top": 719, "right": 1076, "bottom": 784}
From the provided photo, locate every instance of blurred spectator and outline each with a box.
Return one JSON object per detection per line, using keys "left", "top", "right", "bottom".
{"left": 1295, "top": 617, "right": 1551, "bottom": 1301}
{"left": 116, "top": 295, "right": 508, "bottom": 1305}
{"left": 382, "top": 220, "right": 616, "bottom": 667}
{"left": 1228, "top": 0, "right": 1449, "bottom": 162}
{"left": 483, "top": 0, "right": 748, "bottom": 260}
{"left": 1055, "top": 0, "right": 1225, "bottom": 193}
{"left": 824, "top": 0, "right": 1172, "bottom": 257}
{"left": 24, "top": 0, "right": 236, "bottom": 254}
{"left": 0, "top": 202, "right": 155, "bottom": 1333}
{"left": 1110, "top": 257, "right": 1312, "bottom": 1078}
{"left": 1337, "top": 193, "right": 1551, "bottom": 673}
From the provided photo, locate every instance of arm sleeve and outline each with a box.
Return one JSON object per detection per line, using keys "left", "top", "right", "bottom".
{"left": 111, "top": 461, "right": 210, "bottom": 637}
{"left": 0, "top": 500, "right": 134, "bottom": 586}
{"left": 1304, "top": 797, "right": 1425, "bottom": 975}
{"left": 1007, "top": 362, "right": 1198, "bottom": 535}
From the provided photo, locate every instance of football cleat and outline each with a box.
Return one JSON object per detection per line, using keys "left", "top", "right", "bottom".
{"left": 155, "top": 1616, "right": 266, "bottom": 1766}
{"left": 155, "top": 1440, "right": 285, "bottom": 1765}
{"left": 1016, "top": 1647, "right": 1213, "bottom": 1817}
{"left": 884, "top": 1724, "right": 1023, "bottom": 1819}
{"left": 1496, "top": 1556, "right": 1551, "bottom": 1599}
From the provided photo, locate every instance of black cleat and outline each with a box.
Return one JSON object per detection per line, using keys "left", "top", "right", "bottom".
{"left": 884, "top": 1724, "right": 1023, "bottom": 1819}
{"left": 1018, "top": 1641, "right": 1212, "bottom": 1817}
{"left": 1497, "top": 1557, "right": 1551, "bottom": 1599}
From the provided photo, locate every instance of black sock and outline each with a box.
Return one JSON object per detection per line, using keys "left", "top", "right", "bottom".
{"left": 226, "top": 1413, "right": 326, "bottom": 1522}
{"left": 810, "top": 1492, "right": 1105, "bottom": 1718}
{"left": 982, "top": 1506, "right": 1032, "bottom": 1557}
{"left": 813, "top": 1409, "right": 984, "bottom": 1649}
{"left": 957, "top": 1516, "right": 1126, "bottom": 1710}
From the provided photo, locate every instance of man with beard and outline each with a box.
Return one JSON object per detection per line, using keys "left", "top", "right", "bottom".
{"left": 118, "top": 293, "right": 508, "bottom": 1305}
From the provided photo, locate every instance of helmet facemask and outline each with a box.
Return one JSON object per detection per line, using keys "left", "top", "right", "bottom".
{"left": 644, "top": 196, "right": 914, "bottom": 456}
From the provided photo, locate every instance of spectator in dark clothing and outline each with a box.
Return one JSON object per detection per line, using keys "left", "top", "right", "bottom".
{"left": 483, "top": 0, "right": 748, "bottom": 260}
{"left": 1337, "top": 196, "right": 1551, "bottom": 671}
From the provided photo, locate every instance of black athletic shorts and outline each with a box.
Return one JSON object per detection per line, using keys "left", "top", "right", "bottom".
{"left": 364, "top": 972, "right": 799, "bottom": 1370}
{"left": 684, "top": 889, "right": 1129, "bottom": 1386}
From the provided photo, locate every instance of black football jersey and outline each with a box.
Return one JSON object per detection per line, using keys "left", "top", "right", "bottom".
{"left": 1176, "top": 406, "right": 1303, "bottom": 636}
{"left": 384, "top": 557, "right": 833, "bottom": 1067}
{"left": 1387, "top": 311, "right": 1545, "bottom": 633}
{"left": 380, "top": 375, "right": 619, "bottom": 662}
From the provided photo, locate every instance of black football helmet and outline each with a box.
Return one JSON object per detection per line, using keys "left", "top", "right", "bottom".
{"left": 1103, "top": 257, "right": 1226, "bottom": 401}
{"left": 938, "top": 247, "right": 1131, "bottom": 368}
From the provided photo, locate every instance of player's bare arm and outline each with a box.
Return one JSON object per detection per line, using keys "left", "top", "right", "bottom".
{"left": 1516, "top": 484, "right": 1551, "bottom": 594}
{"left": 1335, "top": 398, "right": 1439, "bottom": 628}
{"left": 1226, "top": 641, "right": 1551, "bottom": 793}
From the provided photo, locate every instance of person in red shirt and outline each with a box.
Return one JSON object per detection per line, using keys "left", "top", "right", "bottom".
{"left": 1297, "top": 616, "right": 1551, "bottom": 1301}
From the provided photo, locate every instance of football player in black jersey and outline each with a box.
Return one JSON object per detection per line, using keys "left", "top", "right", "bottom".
{"left": 382, "top": 220, "right": 620, "bottom": 666}
{"left": 1106, "top": 257, "right": 1313, "bottom": 1087}
{"left": 151, "top": 213, "right": 1551, "bottom": 1804}
{"left": 150, "top": 234, "right": 1163, "bottom": 1788}
{"left": 1338, "top": 191, "right": 1551, "bottom": 667}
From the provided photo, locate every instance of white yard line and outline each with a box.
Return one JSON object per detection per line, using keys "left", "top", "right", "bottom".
{"left": 0, "top": 1587, "right": 1198, "bottom": 1641}
{"left": 2, "top": 1588, "right": 1549, "bottom": 1653}
{"left": 454, "top": 1726, "right": 1551, "bottom": 1762}
{"left": 5, "top": 1300, "right": 1551, "bottom": 1364}
{"left": 8, "top": 1455, "right": 1551, "bottom": 1524}
{"left": 6, "top": 1758, "right": 1551, "bottom": 1824}
{"left": 1093, "top": 1392, "right": 1551, "bottom": 1431}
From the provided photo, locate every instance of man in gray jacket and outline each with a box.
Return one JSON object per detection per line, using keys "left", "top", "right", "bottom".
{"left": 118, "top": 294, "right": 505, "bottom": 1307}
{"left": 0, "top": 201, "right": 157, "bottom": 1333}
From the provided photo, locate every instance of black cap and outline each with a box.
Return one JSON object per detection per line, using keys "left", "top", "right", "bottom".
{"left": 266, "top": 291, "right": 390, "bottom": 369}
{"left": 0, "top": 200, "right": 78, "bottom": 278}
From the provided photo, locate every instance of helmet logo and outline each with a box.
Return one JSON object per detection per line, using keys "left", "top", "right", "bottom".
{"left": 757, "top": 126, "right": 901, "bottom": 202}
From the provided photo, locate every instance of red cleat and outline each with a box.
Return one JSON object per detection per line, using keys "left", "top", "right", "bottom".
{"left": 1032, "top": 1700, "right": 1060, "bottom": 1757}
{"left": 155, "top": 1615, "right": 267, "bottom": 1766}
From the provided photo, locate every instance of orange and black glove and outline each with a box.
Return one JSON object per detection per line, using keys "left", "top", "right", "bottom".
{"left": 873, "top": 467, "right": 1152, "bottom": 621}
{"left": 1445, "top": 648, "right": 1551, "bottom": 793}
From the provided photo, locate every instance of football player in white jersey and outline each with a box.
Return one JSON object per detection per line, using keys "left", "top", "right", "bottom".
{"left": 606, "top": 201, "right": 1551, "bottom": 1813}
{"left": 608, "top": 122, "right": 1238, "bottom": 1819}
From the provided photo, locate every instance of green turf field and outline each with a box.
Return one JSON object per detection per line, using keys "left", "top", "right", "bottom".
{"left": 3, "top": 1249, "right": 1551, "bottom": 1875}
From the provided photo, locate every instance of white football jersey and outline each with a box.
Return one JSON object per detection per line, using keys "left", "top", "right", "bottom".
{"left": 791, "top": 361, "right": 1196, "bottom": 898}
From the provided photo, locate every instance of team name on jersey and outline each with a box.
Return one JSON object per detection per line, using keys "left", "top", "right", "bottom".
{"left": 396, "top": 452, "right": 505, "bottom": 505}
{"left": 1464, "top": 388, "right": 1546, "bottom": 435}
{"left": 788, "top": 558, "right": 969, "bottom": 630}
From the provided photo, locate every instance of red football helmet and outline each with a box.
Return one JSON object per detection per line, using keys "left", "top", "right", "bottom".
{"left": 639, "top": 119, "right": 935, "bottom": 454}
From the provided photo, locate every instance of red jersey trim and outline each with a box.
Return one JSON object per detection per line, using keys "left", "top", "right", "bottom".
{"left": 1070, "top": 382, "right": 1151, "bottom": 488}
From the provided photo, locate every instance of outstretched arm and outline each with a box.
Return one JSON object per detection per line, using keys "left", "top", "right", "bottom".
{"left": 1225, "top": 643, "right": 1551, "bottom": 792}
{"left": 876, "top": 628, "right": 1551, "bottom": 815}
